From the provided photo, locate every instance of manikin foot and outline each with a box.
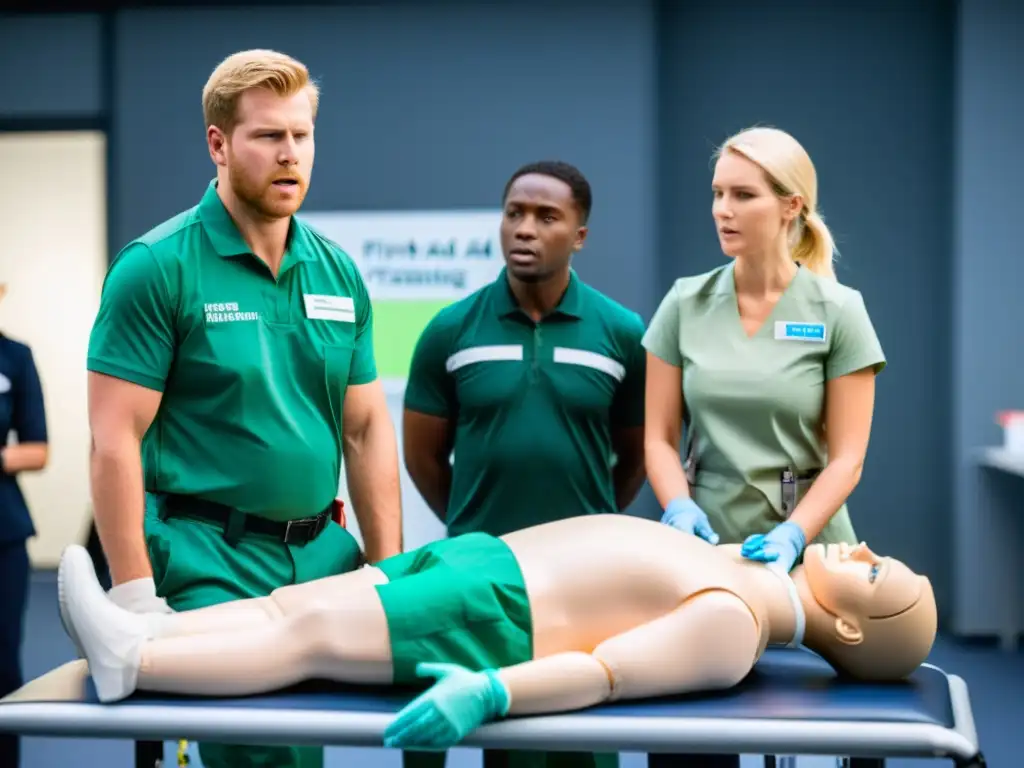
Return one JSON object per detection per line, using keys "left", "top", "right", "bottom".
{"left": 57, "top": 545, "right": 148, "bottom": 703}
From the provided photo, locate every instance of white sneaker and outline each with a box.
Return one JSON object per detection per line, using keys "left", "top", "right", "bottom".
{"left": 57, "top": 545, "right": 148, "bottom": 703}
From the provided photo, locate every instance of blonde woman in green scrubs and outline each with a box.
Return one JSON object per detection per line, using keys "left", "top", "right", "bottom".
{"left": 642, "top": 126, "right": 887, "bottom": 768}
{"left": 645, "top": 126, "right": 887, "bottom": 590}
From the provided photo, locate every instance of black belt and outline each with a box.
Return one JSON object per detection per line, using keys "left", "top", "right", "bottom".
{"left": 159, "top": 493, "right": 330, "bottom": 547}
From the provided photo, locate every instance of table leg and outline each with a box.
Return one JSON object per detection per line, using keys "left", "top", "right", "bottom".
{"left": 135, "top": 739, "right": 164, "bottom": 767}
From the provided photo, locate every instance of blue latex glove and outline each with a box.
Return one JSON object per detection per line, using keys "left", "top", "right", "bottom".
{"left": 741, "top": 521, "right": 807, "bottom": 573}
{"left": 383, "top": 662, "right": 510, "bottom": 751}
{"left": 660, "top": 496, "right": 719, "bottom": 545}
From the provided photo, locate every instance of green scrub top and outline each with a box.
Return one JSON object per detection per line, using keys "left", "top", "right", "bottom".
{"left": 642, "top": 262, "right": 886, "bottom": 546}
{"left": 87, "top": 180, "right": 378, "bottom": 523}
{"left": 404, "top": 268, "right": 646, "bottom": 537}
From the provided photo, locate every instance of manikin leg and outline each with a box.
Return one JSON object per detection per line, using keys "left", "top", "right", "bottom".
{"left": 137, "top": 580, "right": 394, "bottom": 696}
{"left": 151, "top": 564, "right": 389, "bottom": 640}
{"left": 58, "top": 546, "right": 394, "bottom": 702}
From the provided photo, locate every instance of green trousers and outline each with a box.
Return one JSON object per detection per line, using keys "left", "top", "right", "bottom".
{"left": 144, "top": 496, "right": 364, "bottom": 768}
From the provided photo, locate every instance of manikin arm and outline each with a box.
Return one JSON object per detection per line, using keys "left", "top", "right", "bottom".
{"left": 383, "top": 588, "right": 763, "bottom": 750}
{"left": 498, "top": 589, "right": 760, "bottom": 715}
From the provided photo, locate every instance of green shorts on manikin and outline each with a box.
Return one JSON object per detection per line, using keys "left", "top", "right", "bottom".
{"left": 144, "top": 497, "right": 363, "bottom": 768}
{"left": 376, "top": 533, "right": 532, "bottom": 684}
{"left": 390, "top": 535, "right": 618, "bottom": 768}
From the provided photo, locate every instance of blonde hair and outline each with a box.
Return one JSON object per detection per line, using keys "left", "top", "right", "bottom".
{"left": 202, "top": 49, "right": 320, "bottom": 134}
{"left": 716, "top": 126, "right": 837, "bottom": 280}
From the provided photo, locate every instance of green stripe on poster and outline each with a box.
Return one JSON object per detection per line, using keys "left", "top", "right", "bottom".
{"left": 370, "top": 299, "right": 453, "bottom": 378}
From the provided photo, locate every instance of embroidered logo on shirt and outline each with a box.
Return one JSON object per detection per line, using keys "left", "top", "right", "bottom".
{"left": 205, "top": 302, "right": 259, "bottom": 324}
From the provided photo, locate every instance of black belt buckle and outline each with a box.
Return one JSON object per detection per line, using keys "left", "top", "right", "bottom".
{"left": 283, "top": 513, "right": 328, "bottom": 545}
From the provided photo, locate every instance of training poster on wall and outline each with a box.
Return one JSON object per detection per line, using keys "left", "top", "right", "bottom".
{"left": 299, "top": 209, "right": 505, "bottom": 393}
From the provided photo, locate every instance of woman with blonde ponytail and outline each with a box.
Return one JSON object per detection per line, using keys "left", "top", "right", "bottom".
{"left": 641, "top": 124, "right": 887, "bottom": 768}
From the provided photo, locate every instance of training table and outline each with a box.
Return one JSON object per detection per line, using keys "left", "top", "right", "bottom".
{"left": 0, "top": 648, "right": 985, "bottom": 767}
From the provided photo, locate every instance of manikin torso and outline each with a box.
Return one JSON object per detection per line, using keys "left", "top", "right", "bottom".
{"left": 502, "top": 514, "right": 777, "bottom": 660}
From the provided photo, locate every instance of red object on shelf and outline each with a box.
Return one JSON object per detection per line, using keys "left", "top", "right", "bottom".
{"left": 996, "top": 410, "right": 1024, "bottom": 427}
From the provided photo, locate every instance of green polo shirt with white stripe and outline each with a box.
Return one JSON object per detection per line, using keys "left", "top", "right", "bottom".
{"left": 404, "top": 268, "right": 646, "bottom": 537}
{"left": 87, "top": 180, "right": 378, "bottom": 522}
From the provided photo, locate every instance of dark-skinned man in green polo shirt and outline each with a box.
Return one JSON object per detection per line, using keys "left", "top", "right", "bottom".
{"left": 84, "top": 49, "right": 402, "bottom": 768}
{"left": 402, "top": 161, "right": 648, "bottom": 768}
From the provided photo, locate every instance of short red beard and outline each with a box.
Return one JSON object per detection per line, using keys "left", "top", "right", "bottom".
{"left": 225, "top": 146, "right": 303, "bottom": 220}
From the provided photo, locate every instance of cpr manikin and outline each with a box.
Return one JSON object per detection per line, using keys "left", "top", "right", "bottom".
{"left": 57, "top": 514, "right": 937, "bottom": 750}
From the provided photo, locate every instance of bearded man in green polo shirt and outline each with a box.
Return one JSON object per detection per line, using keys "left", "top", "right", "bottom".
{"left": 402, "top": 160, "right": 648, "bottom": 768}
{"left": 84, "top": 48, "right": 403, "bottom": 768}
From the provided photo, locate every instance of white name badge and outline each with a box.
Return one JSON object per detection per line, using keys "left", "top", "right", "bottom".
{"left": 774, "top": 321, "right": 827, "bottom": 343}
{"left": 304, "top": 294, "right": 355, "bottom": 323}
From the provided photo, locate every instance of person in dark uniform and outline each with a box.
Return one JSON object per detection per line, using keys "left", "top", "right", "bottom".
{"left": 0, "top": 284, "right": 49, "bottom": 766}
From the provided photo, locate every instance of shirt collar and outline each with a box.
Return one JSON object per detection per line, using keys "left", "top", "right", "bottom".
{"left": 716, "top": 260, "right": 805, "bottom": 295}
{"left": 490, "top": 267, "right": 583, "bottom": 320}
{"left": 197, "top": 179, "right": 314, "bottom": 265}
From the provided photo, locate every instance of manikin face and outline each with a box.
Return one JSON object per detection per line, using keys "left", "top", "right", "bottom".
{"left": 208, "top": 87, "right": 315, "bottom": 220}
{"left": 802, "top": 542, "right": 923, "bottom": 642}
{"left": 711, "top": 150, "right": 801, "bottom": 260}
{"left": 500, "top": 174, "right": 587, "bottom": 284}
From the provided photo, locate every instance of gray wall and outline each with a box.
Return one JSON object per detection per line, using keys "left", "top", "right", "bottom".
{"left": 2, "top": 0, "right": 1021, "bottom": 634}
{"left": 953, "top": 0, "right": 1024, "bottom": 637}
{"left": 0, "top": 13, "right": 104, "bottom": 117}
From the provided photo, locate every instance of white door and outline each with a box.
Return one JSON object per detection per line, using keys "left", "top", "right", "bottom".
{"left": 0, "top": 131, "right": 107, "bottom": 568}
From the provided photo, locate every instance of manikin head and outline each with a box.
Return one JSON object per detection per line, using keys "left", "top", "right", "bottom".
{"left": 793, "top": 542, "right": 937, "bottom": 681}
{"left": 500, "top": 161, "right": 591, "bottom": 285}
{"left": 202, "top": 49, "right": 319, "bottom": 221}
{"left": 711, "top": 126, "right": 837, "bottom": 280}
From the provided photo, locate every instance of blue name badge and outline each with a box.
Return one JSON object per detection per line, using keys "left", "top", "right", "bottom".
{"left": 774, "top": 321, "right": 827, "bottom": 343}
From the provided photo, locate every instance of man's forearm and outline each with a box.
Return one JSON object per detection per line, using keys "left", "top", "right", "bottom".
{"left": 407, "top": 458, "right": 451, "bottom": 522}
{"left": 344, "top": 417, "right": 403, "bottom": 562}
{"left": 495, "top": 652, "right": 611, "bottom": 716}
{"left": 90, "top": 444, "right": 151, "bottom": 585}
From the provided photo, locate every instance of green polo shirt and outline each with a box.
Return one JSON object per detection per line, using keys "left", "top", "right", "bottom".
{"left": 404, "top": 269, "right": 646, "bottom": 537}
{"left": 87, "top": 181, "right": 377, "bottom": 522}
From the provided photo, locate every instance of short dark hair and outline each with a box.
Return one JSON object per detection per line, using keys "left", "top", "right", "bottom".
{"left": 502, "top": 160, "right": 593, "bottom": 223}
